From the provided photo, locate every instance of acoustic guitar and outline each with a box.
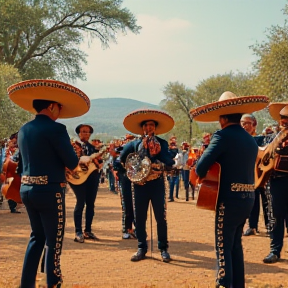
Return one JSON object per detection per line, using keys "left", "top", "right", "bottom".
{"left": 254, "top": 128, "right": 288, "bottom": 189}
{"left": 66, "top": 145, "right": 107, "bottom": 185}
{"left": 190, "top": 162, "right": 221, "bottom": 211}
{"left": 1, "top": 157, "right": 22, "bottom": 203}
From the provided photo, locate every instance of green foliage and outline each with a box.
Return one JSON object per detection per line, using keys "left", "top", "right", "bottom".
{"left": 252, "top": 22, "right": 288, "bottom": 101}
{"left": 161, "top": 81, "right": 196, "bottom": 143}
{"left": 0, "top": 0, "right": 141, "bottom": 81}
{"left": 0, "top": 64, "right": 32, "bottom": 139}
{"left": 193, "top": 72, "right": 258, "bottom": 108}
{"left": 161, "top": 74, "right": 260, "bottom": 143}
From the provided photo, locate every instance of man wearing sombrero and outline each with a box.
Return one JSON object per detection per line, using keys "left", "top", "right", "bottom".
{"left": 190, "top": 91, "right": 269, "bottom": 288}
{"left": 70, "top": 123, "right": 102, "bottom": 243}
{"left": 8, "top": 79, "right": 90, "bottom": 288}
{"left": 262, "top": 102, "right": 288, "bottom": 264}
{"left": 120, "top": 109, "right": 175, "bottom": 263}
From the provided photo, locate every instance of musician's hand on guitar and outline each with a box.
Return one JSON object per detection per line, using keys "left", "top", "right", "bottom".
{"left": 79, "top": 155, "right": 91, "bottom": 166}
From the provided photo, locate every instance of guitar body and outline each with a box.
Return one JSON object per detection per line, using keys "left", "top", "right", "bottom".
{"left": 66, "top": 145, "right": 107, "bottom": 185}
{"left": 66, "top": 163, "right": 97, "bottom": 185}
{"left": 1, "top": 158, "right": 22, "bottom": 203}
{"left": 254, "top": 145, "right": 274, "bottom": 188}
{"left": 196, "top": 162, "right": 221, "bottom": 211}
{"left": 254, "top": 129, "right": 288, "bottom": 189}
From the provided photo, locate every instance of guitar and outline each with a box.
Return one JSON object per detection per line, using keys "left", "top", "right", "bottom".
{"left": 190, "top": 162, "right": 221, "bottom": 211}
{"left": 66, "top": 145, "right": 107, "bottom": 185}
{"left": 254, "top": 128, "right": 288, "bottom": 188}
{"left": 1, "top": 157, "right": 22, "bottom": 203}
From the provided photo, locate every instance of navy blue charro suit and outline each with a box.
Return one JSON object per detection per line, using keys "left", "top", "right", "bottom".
{"left": 18, "top": 114, "right": 78, "bottom": 288}
{"left": 196, "top": 124, "right": 258, "bottom": 288}
{"left": 120, "top": 136, "right": 174, "bottom": 252}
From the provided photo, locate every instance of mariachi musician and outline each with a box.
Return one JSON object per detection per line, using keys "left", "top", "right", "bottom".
{"left": 190, "top": 91, "right": 269, "bottom": 288}
{"left": 167, "top": 136, "right": 180, "bottom": 202}
{"left": 69, "top": 124, "right": 103, "bottom": 243}
{"left": 1, "top": 132, "right": 22, "bottom": 213}
{"left": 8, "top": 79, "right": 89, "bottom": 288}
{"left": 120, "top": 109, "right": 175, "bottom": 263}
{"left": 112, "top": 134, "right": 137, "bottom": 239}
{"left": 262, "top": 103, "right": 288, "bottom": 264}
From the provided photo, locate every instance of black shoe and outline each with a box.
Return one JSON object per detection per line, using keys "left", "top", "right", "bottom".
{"left": 161, "top": 250, "right": 171, "bottom": 263}
{"left": 168, "top": 199, "right": 174, "bottom": 202}
{"left": 263, "top": 253, "right": 279, "bottom": 264}
{"left": 131, "top": 249, "right": 146, "bottom": 262}
{"left": 243, "top": 228, "right": 258, "bottom": 236}
{"left": 11, "top": 209, "right": 21, "bottom": 214}
{"left": 74, "top": 232, "right": 84, "bottom": 243}
{"left": 84, "top": 231, "right": 99, "bottom": 241}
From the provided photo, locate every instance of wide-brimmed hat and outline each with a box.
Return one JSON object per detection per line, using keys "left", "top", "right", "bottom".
{"left": 123, "top": 109, "right": 174, "bottom": 135}
{"left": 190, "top": 91, "right": 269, "bottom": 122}
{"left": 268, "top": 102, "right": 288, "bottom": 121}
{"left": 8, "top": 79, "right": 90, "bottom": 118}
{"left": 75, "top": 124, "right": 94, "bottom": 134}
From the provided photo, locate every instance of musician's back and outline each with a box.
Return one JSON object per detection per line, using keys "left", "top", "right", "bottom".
{"left": 196, "top": 124, "right": 258, "bottom": 200}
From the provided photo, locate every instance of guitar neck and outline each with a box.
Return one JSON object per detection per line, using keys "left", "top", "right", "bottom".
{"left": 269, "top": 129, "right": 288, "bottom": 154}
{"left": 90, "top": 146, "right": 107, "bottom": 160}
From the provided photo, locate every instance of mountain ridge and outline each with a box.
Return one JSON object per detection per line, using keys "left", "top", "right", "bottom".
{"left": 59, "top": 97, "right": 160, "bottom": 140}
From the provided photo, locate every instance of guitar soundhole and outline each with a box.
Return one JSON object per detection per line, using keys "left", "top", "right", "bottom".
{"left": 262, "top": 153, "right": 271, "bottom": 166}
{"left": 80, "top": 164, "right": 88, "bottom": 172}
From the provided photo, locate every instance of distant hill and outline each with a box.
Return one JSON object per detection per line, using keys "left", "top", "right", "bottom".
{"left": 59, "top": 98, "right": 159, "bottom": 140}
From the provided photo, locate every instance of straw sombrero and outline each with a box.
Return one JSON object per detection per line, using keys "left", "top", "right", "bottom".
{"left": 123, "top": 109, "right": 174, "bottom": 135}
{"left": 190, "top": 91, "right": 269, "bottom": 122}
{"left": 8, "top": 79, "right": 90, "bottom": 118}
{"left": 268, "top": 102, "right": 288, "bottom": 121}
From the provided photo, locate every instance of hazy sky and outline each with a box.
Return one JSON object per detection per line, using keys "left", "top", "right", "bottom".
{"left": 75, "top": 0, "right": 287, "bottom": 105}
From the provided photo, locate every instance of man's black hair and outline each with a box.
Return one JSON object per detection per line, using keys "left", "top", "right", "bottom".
{"left": 220, "top": 113, "right": 243, "bottom": 123}
{"left": 33, "top": 99, "right": 56, "bottom": 113}
{"left": 140, "top": 120, "right": 158, "bottom": 127}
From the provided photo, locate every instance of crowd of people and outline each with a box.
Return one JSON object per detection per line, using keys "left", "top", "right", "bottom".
{"left": 1, "top": 80, "right": 288, "bottom": 288}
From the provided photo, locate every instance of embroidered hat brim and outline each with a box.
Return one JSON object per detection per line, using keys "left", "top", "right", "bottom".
{"left": 190, "top": 95, "right": 269, "bottom": 122}
{"left": 268, "top": 102, "right": 288, "bottom": 121}
{"left": 123, "top": 109, "right": 174, "bottom": 135}
{"left": 8, "top": 79, "right": 90, "bottom": 119}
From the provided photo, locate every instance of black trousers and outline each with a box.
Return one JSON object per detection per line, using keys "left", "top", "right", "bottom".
{"left": 248, "top": 187, "right": 269, "bottom": 230}
{"left": 20, "top": 185, "right": 65, "bottom": 288}
{"left": 118, "top": 173, "right": 135, "bottom": 233}
{"left": 269, "top": 176, "right": 288, "bottom": 257}
{"left": 70, "top": 170, "right": 100, "bottom": 234}
{"left": 215, "top": 197, "right": 254, "bottom": 288}
{"left": 134, "top": 177, "right": 168, "bottom": 251}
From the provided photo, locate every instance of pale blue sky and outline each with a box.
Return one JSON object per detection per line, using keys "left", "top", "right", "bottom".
{"left": 75, "top": 0, "right": 287, "bottom": 105}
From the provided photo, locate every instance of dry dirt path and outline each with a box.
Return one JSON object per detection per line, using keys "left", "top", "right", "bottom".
{"left": 0, "top": 184, "right": 288, "bottom": 288}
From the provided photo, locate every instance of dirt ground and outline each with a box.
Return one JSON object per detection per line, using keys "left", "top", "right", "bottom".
{"left": 0, "top": 182, "right": 288, "bottom": 288}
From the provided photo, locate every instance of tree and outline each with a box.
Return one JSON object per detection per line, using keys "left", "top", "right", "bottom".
{"left": 161, "top": 82, "right": 197, "bottom": 143}
{"left": 252, "top": 23, "right": 288, "bottom": 102}
{"left": 0, "top": 64, "right": 32, "bottom": 139}
{"left": 0, "top": 0, "right": 141, "bottom": 81}
{"left": 193, "top": 72, "right": 257, "bottom": 107}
